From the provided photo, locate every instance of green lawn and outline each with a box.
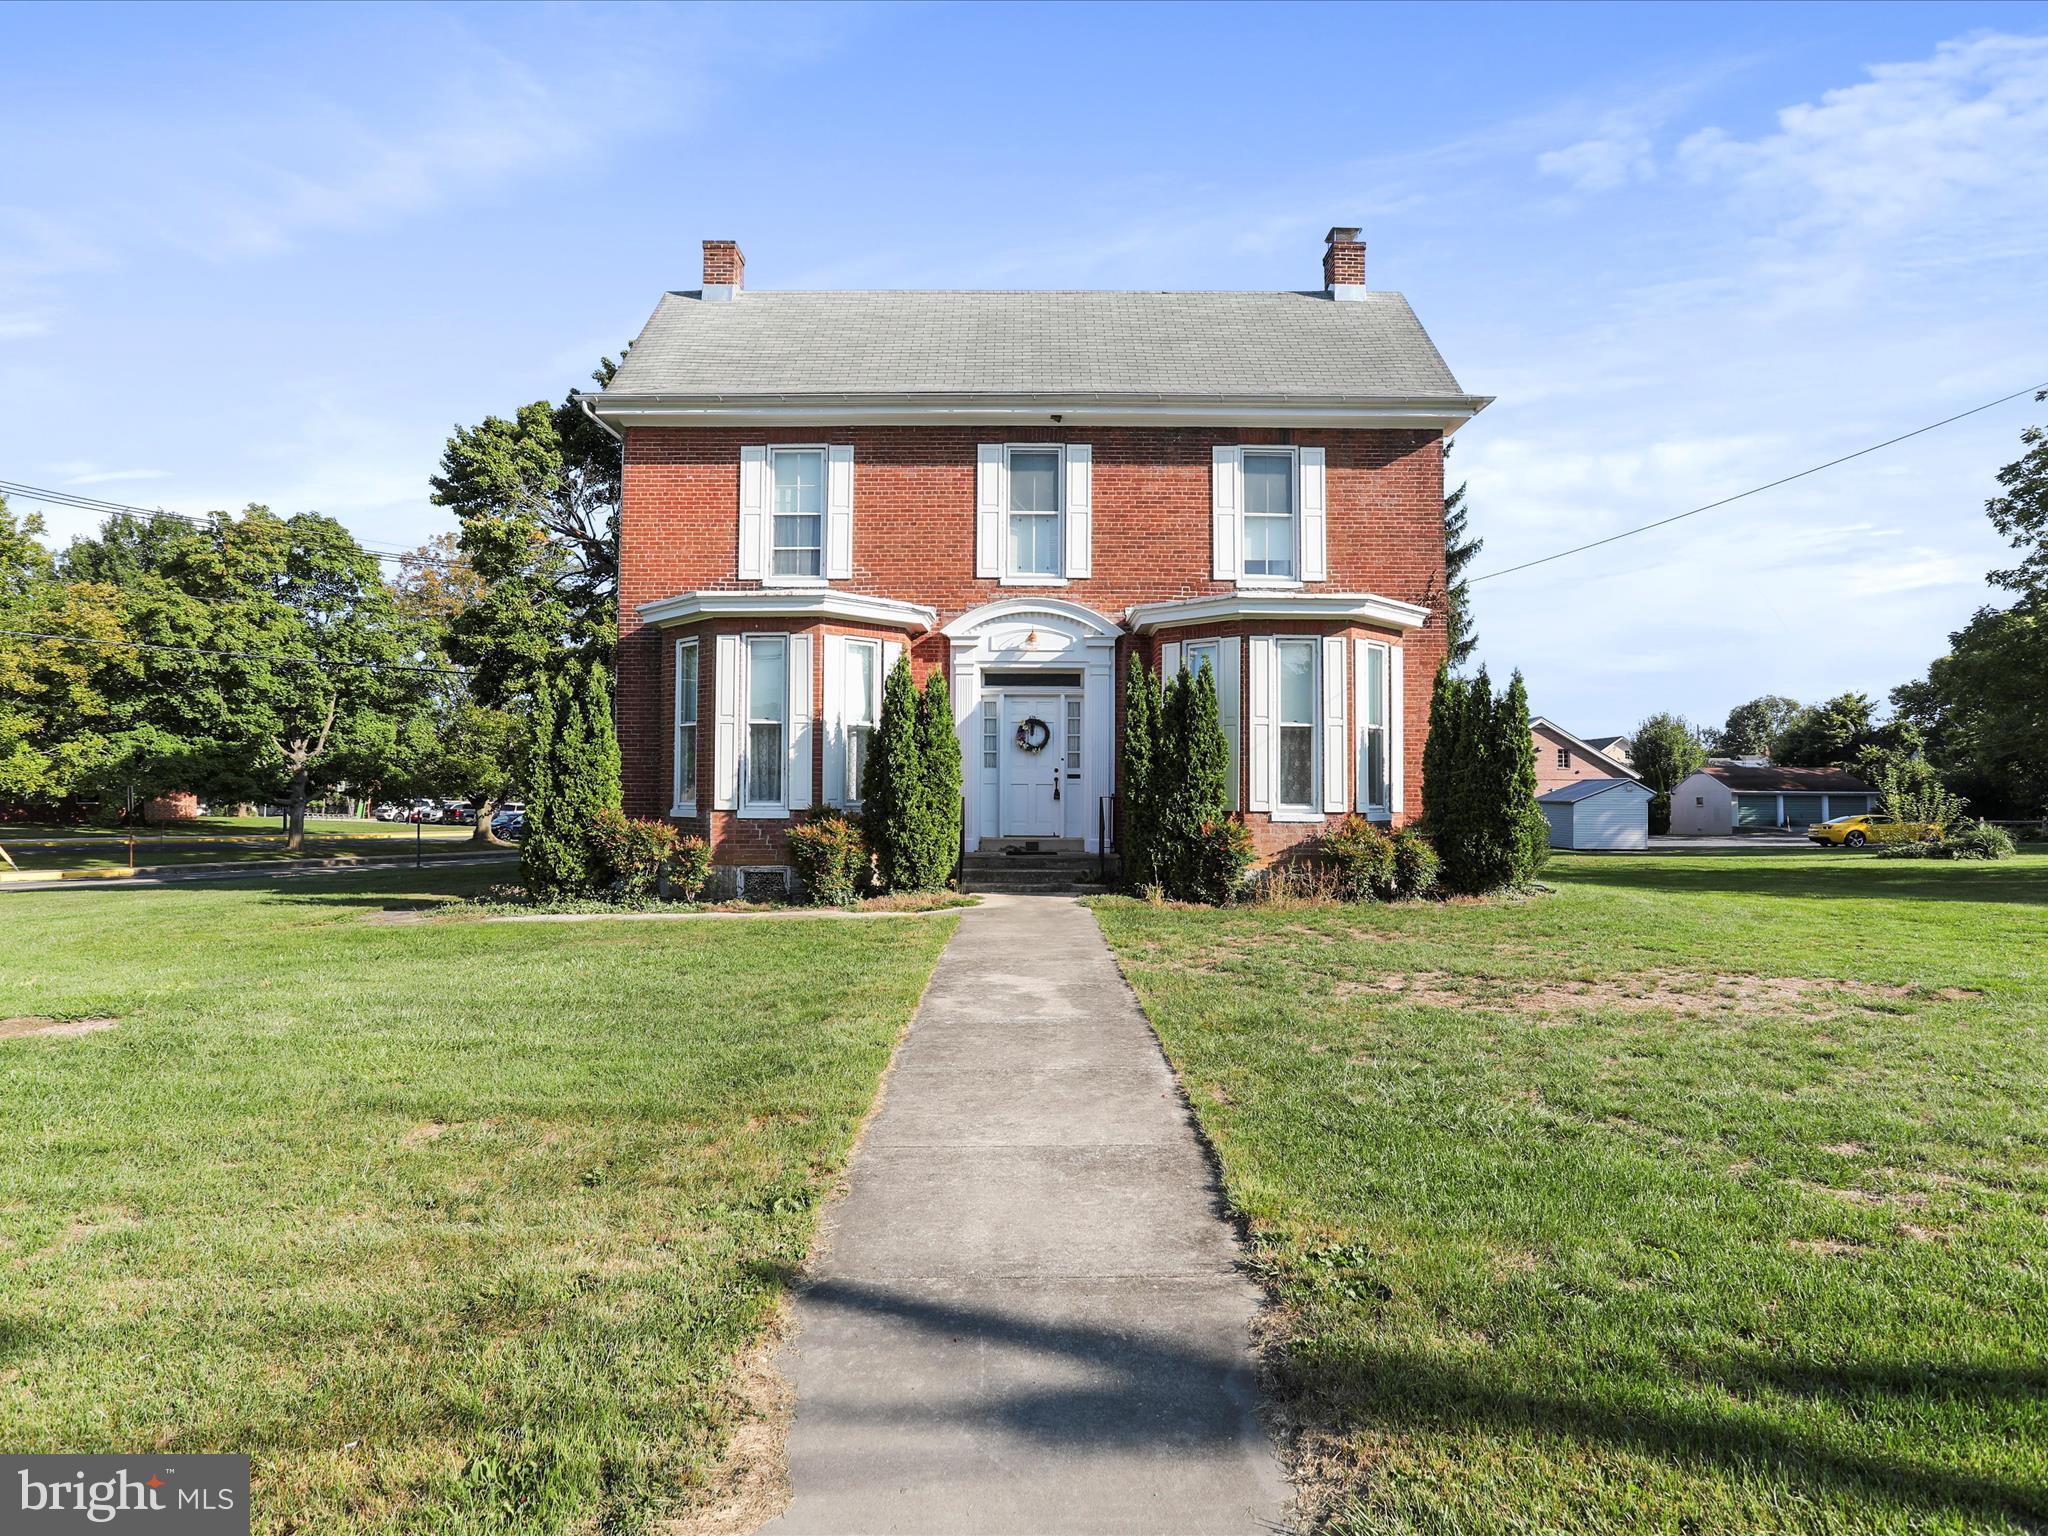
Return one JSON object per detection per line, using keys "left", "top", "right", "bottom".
{"left": 0, "top": 866, "right": 957, "bottom": 1534}
{"left": 4, "top": 838, "right": 498, "bottom": 872}
{"left": 1092, "top": 849, "right": 2048, "bottom": 1535}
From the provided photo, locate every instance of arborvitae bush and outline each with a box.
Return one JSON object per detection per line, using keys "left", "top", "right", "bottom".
{"left": 1120, "top": 653, "right": 1158, "bottom": 889}
{"left": 521, "top": 658, "right": 622, "bottom": 898}
{"left": 863, "top": 653, "right": 921, "bottom": 891}
{"left": 1426, "top": 663, "right": 1546, "bottom": 895}
{"left": 909, "top": 670, "right": 963, "bottom": 890}
{"left": 1148, "top": 658, "right": 1235, "bottom": 902}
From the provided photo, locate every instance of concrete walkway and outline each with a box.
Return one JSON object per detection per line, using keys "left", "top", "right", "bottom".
{"left": 761, "top": 894, "right": 1289, "bottom": 1536}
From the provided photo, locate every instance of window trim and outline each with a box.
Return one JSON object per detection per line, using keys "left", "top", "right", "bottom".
{"left": 672, "top": 637, "right": 700, "bottom": 816}
{"left": 842, "top": 637, "right": 882, "bottom": 808}
{"left": 1556, "top": 746, "right": 1571, "bottom": 771}
{"left": 1238, "top": 447, "right": 1303, "bottom": 590}
{"left": 1001, "top": 443, "right": 1068, "bottom": 587}
{"left": 1272, "top": 635, "right": 1321, "bottom": 821}
{"left": 768, "top": 445, "right": 829, "bottom": 586}
{"left": 739, "top": 632, "right": 790, "bottom": 819}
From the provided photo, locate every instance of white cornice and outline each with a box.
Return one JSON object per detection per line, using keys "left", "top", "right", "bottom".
{"left": 1124, "top": 591, "right": 1430, "bottom": 634}
{"left": 636, "top": 589, "right": 938, "bottom": 632}
{"left": 583, "top": 390, "right": 1490, "bottom": 433}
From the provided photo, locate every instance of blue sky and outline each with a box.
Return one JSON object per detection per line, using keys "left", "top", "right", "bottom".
{"left": 4, "top": 1, "right": 2046, "bottom": 735}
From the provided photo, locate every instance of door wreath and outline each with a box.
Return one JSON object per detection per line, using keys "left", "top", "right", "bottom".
{"left": 1013, "top": 717, "right": 1053, "bottom": 753}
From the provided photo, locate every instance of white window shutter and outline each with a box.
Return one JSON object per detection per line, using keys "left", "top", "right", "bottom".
{"left": 1216, "top": 636, "right": 1242, "bottom": 812}
{"left": 821, "top": 636, "right": 846, "bottom": 809}
{"left": 1159, "top": 640, "right": 1182, "bottom": 686}
{"left": 826, "top": 445, "right": 855, "bottom": 580}
{"left": 713, "top": 633, "right": 740, "bottom": 809}
{"left": 1246, "top": 634, "right": 1274, "bottom": 811}
{"left": 1063, "top": 444, "right": 1092, "bottom": 578}
{"left": 1211, "top": 446, "right": 1241, "bottom": 581}
{"left": 1299, "top": 446, "right": 1327, "bottom": 582}
{"left": 882, "top": 640, "right": 903, "bottom": 708}
{"left": 787, "top": 633, "right": 813, "bottom": 811}
{"left": 975, "top": 444, "right": 1004, "bottom": 578}
{"left": 1322, "top": 635, "right": 1348, "bottom": 812}
{"left": 738, "top": 446, "right": 767, "bottom": 580}
{"left": 1390, "top": 643, "right": 1406, "bottom": 819}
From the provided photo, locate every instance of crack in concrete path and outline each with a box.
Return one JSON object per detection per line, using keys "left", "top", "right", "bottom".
{"left": 760, "top": 894, "right": 1290, "bottom": 1535}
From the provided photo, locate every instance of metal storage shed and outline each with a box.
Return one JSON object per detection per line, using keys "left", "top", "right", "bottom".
{"left": 1538, "top": 777, "right": 1652, "bottom": 851}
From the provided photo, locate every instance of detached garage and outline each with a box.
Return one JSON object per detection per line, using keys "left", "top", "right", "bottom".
{"left": 1538, "top": 778, "right": 1653, "bottom": 851}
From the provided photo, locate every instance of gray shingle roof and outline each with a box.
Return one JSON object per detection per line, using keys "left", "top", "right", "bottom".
{"left": 601, "top": 289, "right": 1475, "bottom": 402}
{"left": 1538, "top": 778, "right": 1646, "bottom": 804}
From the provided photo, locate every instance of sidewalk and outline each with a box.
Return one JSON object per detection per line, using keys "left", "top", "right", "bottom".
{"left": 761, "top": 894, "right": 1288, "bottom": 1536}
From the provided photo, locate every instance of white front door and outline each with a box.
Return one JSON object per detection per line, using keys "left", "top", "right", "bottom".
{"left": 1000, "top": 694, "right": 1062, "bottom": 838}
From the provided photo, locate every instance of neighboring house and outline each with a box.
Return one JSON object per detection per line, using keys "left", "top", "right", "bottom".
{"left": 1583, "top": 734, "right": 1632, "bottom": 769}
{"left": 590, "top": 229, "right": 1489, "bottom": 893}
{"left": 1667, "top": 762, "right": 1876, "bottom": 835}
{"left": 1532, "top": 718, "right": 1644, "bottom": 794}
{"left": 1538, "top": 777, "right": 1653, "bottom": 851}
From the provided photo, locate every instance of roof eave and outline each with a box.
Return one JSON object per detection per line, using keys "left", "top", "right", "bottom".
{"left": 583, "top": 390, "right": 1491, "bottom": 433}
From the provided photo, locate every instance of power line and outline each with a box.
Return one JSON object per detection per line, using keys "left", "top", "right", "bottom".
{"left": 0, "top": 478, "right": 432, "bottom": 565}
{"left": 1469, "top": 380, "right": 2048, "bottom": 585}
{"left": 0, "top": 629, "right": 468, "bottom": 676}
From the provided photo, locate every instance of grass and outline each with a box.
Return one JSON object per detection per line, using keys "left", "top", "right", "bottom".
{"left": 0, "top": 864, "right": 957, "bottom": 1534}
{"left": 1, "top": 816, "right": 475, "bottom": 840}
{"left": 4, "top": 840, "right": 500, "bottom": 872}
{"left": 1091, "top": 848, "right": 2048, "bottom": 1535}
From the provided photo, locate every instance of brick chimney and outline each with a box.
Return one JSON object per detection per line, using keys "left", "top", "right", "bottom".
{"left": 1323, "top": 227, "right": 1365, "bottom": 300}
{"left": 702, "top": 239, "right": 744, "bottom": 301}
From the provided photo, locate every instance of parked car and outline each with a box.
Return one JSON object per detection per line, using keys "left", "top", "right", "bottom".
{"left": 491, "top": 808, "right": 525, "bottom": 840}
{"left": 1809, "top": 812, "right": 1939, "bottom": 848}
{"left": 373, "top": 802, "right": 404, "bottom": 822}
{"left": 441, "top": 802, "right": 477, "bottom": 826}
{"left": 404, "top": 800, "right": 439, "bottom": 823}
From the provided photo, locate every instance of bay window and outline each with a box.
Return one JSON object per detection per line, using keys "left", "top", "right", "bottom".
{"left": 673, "top": 638, "right": 699, "bottom": 813}
{"left": 1276, "top": 638, "right": 1316, "bottom": 811}
{"left": 744, "top": 635, "right": 788, "bottom": 809}
{"left": 845, "top": 639, "right": 880, "bottom": 804}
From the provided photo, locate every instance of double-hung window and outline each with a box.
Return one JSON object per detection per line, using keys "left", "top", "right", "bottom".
{"left": 673, "top": 638, "right": 699, "bottom": 813}
{"left": 1007, "top": 448, "right": 1062, "bottom": 579}
{"left": 1242, "top": 452, "right": 1295, "bottom": 580}
{"left": 845, "top": 640, "right": 880, "bottom": 804}
{"left": 771, "top": 449, "right": 825, "bottom": 579}
{"left": 744, "top": 635, "right": 788, "bottom": 810}
{"left": 1276, "top": 638, "right": 1316, "bottom": 811}
{"left": 1361, "top": 643, "right": 1390, "bottom": 815}
{"left": 1185, "top": 640, "right": 1218, "bottom": 683}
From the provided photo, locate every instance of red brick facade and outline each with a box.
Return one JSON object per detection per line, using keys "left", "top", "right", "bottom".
{"left": 616, "top": 425, "right": 1449, "bottom": 875}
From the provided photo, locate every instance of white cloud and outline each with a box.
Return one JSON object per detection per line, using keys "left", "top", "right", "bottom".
{"left": 49, "top": 465, "right": 172, "bottom": 488}
{"left": 1537, "top": 128, "right": 1655, "bottom": 192}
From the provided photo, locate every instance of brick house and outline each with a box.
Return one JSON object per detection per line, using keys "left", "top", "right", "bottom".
{"left": 587, "top": 230, "right": 1489, "bottom": 893}
{"left": 1531, "top": 718, "right": 1643, "bottom": 795}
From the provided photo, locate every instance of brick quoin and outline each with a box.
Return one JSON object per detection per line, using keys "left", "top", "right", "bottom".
{"left": 616, "top": 424, "right": 1450, "bottom": 871}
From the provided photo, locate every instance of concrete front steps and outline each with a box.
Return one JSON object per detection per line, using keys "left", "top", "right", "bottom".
{"left": 959, "top": 844, "right": 1114, "bottom": 896}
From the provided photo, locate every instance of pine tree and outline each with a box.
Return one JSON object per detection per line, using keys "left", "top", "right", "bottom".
{"left": 910, "top": 669, "right": 963, "bottom": 890}
{"left": 864, "top": 652, "right": 922, "bottom": 890}
{"left": 521, "top": 657, "right": 622, "bottom": 897}
{"left": 1442, "top": 442, "right": 1484, "bottom": 672}
{"left": 1119, "top": 653, "right": 1158, "bottom": 888}
{"left": 1420, "top": 659, "right": 1465, "bottom": 836}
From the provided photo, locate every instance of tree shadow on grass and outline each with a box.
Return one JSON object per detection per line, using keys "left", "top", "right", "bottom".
{"left": 1555, "top": 854, "right": 2048, "bottom": 907}
{"left": 1288, "top": 1343, "right": 2048, "bottom": 1526}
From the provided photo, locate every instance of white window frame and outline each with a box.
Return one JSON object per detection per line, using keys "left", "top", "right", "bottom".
{"left": 1272, "top": 636, "right": 1321, "bottom": 820}
{"left": 1556, "top": 746, "right": 1571, "bottom": 771}
{"left": 672, "top": 637, "right": 700, "bottom": 816}
{"left": 842, "top": 638, "right": 882, "bottom": 807}
{"left": 1184, "top": 639, "right": 1219, "bottom": 683}
{"left": 740, "top": 633, "right": 790, "bottom": 818}
{"left": 1002, "top": 443, "right": 1066, "bottom": 587}
{"left": 768, "top": 446, "right": 828, "bottom": 585}
{"left": 1358, "top": 639, "right": 1392, "bottom": 819}
{"left": 1239, "top": 448, "right": 1301, "bottom": 588}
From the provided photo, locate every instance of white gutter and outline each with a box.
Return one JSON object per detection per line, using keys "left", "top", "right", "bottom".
{"left": 585, "top": 391, "right": 1492, "bottom": 433}
{"left": 1124, "top": 591, "right": 1429, "bottom": 634}
{"left": 636, "top": 588, "right": 937, "bottom": 633}
{"left": 573, "top": 391, "right": 623, "bottom": 444}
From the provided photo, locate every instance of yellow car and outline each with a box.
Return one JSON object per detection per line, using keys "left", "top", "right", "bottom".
{"left": 1807, "top": 813, "right": 1938, "bottom": 847}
